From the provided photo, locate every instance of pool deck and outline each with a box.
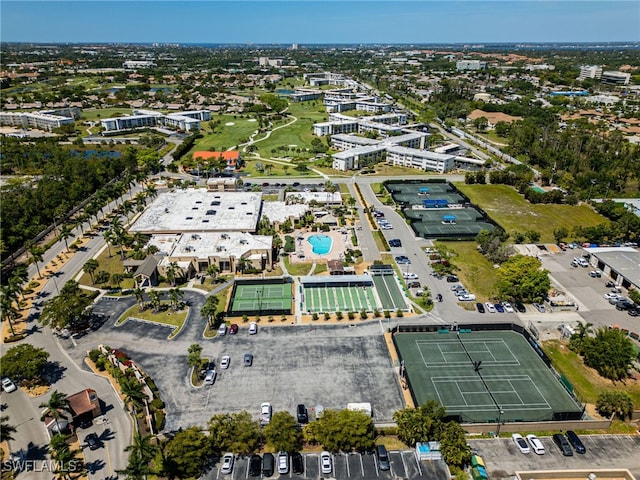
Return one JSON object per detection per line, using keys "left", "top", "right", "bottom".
{"left": 291, "top": 229, "right": 351, "bottom": 263}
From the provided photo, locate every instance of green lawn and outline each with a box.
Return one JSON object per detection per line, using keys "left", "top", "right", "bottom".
{"left": 189, "top": 114, "right": 261, "bottom": 154}
{"left": 117, "top": 303, "right": 188, "bottom": 338}
{"left": 543, "top": 339, "right": 640, "bottom": 408}
{"left": 436, "top": 241, "right": 498, "bottom": 301}
{"left": 283, "top": 256, "right": 314, "bottom": 276}
{"left": 81, "top": 107, "right": 133, "bottom": 121}
{"left": 455, "top": 184, "right": 607, "bottom": 243}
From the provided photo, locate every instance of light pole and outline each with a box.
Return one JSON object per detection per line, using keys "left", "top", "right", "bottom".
{"left": 495, "top": 407, "right": 505, "bottom": 437}
{"left": 588, "top": 179, "right": 597, "bottom": 200}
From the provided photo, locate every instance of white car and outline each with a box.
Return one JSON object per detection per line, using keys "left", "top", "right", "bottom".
{"left": 512, "top": 433, "right": 530, "bottom": 454}
{"left": 526, "top": 434, "right": 545, "bottom": 455}
{"left": 458, "top": 294, "right": 476, "bottom": 302}
{"left": 1, "top": 377, "right": 17, "bottom": 393}
{"left": 502, "top": 302, "right": 514, "bottom": 313}
{"left": 277, "top": 451, "right": 289, "bottom": 474}
{"left": 402, "top": 272, "right": 418, "bottom": 279}
{"left": 485, "top": 302, "right": 497, "bottom": 313}
{"left": 248, "top": 322, "right": 258, "bottom": 335}
{"left": 204, "top": 369, "right": 216, "bottom": 385}
{"left": 260, "top": 402, "right": 272, "bottom": 425}
{"left": 221, "top": 453, "right": 234, "bottom": 474}
{"left": 320, "top": 451, "right": 332, "bottom": 474}
{"left": 220, "top": 355, "right": 230, "bottom": 369}
{"left": 218, "top": 323, "right": 227, "bottom": 336}
{"left": 604, "top": 293, "right": 621, "bottom": 300}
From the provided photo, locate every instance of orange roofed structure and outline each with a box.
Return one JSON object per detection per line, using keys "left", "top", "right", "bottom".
{"left": 192, "top": 150, "right": 242, "bottom": 169}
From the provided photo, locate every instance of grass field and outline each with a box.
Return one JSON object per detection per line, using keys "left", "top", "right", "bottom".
{"left": 455, "top": 184, "right": 607, "bottom": 243}
{"left": 436, "top": 241, "right": 498, "bottom": 301}
{"left": 189, "top": 114, "right": 261, "bottom": 154}
{"left": 543, "top": 339, "right": 640, "bottom": 407}
{"left": 117, "top": 303, "right": 188, "bottom": 330}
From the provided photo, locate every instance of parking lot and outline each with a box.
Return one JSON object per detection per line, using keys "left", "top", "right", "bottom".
{"left": 66, "top": 301, "right": 404, "bottom": 432}
{"left": 470, "top": 434, "right": 640, "bottom": 478}
{"left": 202, "top": 450, "right": 449, "bottom": 480}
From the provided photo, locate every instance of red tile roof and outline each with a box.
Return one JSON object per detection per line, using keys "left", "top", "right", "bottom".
{"left": 193, "top": 151, "right": 240, "bottom": 161}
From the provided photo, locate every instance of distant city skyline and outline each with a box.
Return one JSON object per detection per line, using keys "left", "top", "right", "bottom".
{"left": 1, "top": 1, "right": 639, "bottom": 44}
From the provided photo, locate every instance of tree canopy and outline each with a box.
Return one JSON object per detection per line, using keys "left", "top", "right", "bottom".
{"left": 0, "top": 343, "right": 50, "bottom": 384}
{"left": 208, "top": 411, "right": 262, "bottom": 455}
{"left": 303, "top": 409, "right": 374, "bottom": 452}
{"left": 581, "top": 327, "right": 636, "bottom": 381}
{"left": 494, "top": 254, "right": 550, "bottom": 302}
{"left": 263, "top": 411, "right": 302, "bottom": 452}
{"left": 596, "top": 391, "right": 634, "bottom": 420}
{"left": 160, "top": 426, "right": 211, "bottom": 479}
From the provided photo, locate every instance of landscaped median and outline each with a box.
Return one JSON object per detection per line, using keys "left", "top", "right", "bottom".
{"left": 116, "top": 301, "right": 189, "bottom": 340}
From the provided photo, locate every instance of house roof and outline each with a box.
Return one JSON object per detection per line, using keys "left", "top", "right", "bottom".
{"left": 66, "top": 389, "right": 98, "bottom": 417}
{"left": 193, "top": 151, "right": 240, "bottom": 161}
{"left": 467, "top": 109, "right": 522, "bottom": 124}
{"left": 134, "top": 255, "right": 161, "bottom": 278}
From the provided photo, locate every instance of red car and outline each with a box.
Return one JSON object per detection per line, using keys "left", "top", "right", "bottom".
{"left": 229, "top": 324, "right": 239, "bottom": 335}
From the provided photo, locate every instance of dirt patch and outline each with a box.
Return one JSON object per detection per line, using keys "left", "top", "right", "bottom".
{"left": 24, "top": 384, "right": 50, "bottom": 398}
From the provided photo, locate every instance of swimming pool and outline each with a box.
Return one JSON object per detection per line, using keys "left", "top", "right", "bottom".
{"left": 308, "top": 234, "right": 333, "bottom": 255}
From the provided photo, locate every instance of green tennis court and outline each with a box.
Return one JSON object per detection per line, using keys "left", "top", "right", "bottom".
{"left": 229, "top": 281, "right": 292, "bottom": 315}
{"left": 394, "top": 330, "right": 582, "bottom": 423}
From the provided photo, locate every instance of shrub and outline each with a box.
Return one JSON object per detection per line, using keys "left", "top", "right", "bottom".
{"left": 336, "top": 311, "right": 343, "bottom": 320}
{"left": 154, "top": 410, "right": 166, "bottom": 432}
{"left": 95, "top": 357, "right": 107, "bottom": 371}
{"left": 373, "top": 309, "right": 381, "bottom": 318}
{"left": 88, "top": 349, "right": 102, "bottom": 363}
{"left": 324, "top": 312, "right": 331, "bottom": 320}
{"left": 3, "top": 334, "right": 27, "bottom": 343}
{"left": 596, "top": 391, "right": 634, "bottom": 420}
{"left": 396, "top": 309, "right": 404, "bottom": 317}
{"left": 150, "top": 397, "right": 165, "bottom": 410}
{"left": 360, "top": 310, "right": 367, "bottom": 319}
{"left": 312, "top": 313, "right": 319, "bottom": 321}
{"left": 28, "top": 281, "right": 40, "bottom": 288}
{"left": 242, "top": 314, "right": 249, "bottom": 323}
{"left": 348, "top": 312, "right": 355, "bottom": 320}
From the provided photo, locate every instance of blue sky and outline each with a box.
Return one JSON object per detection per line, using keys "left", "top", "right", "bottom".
{"left": 2, "top": 1, "right": 639, "bottom": 44}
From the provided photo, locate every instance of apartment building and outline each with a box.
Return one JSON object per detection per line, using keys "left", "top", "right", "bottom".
{"left": 577, "top": 65, "right": 603, "bottom": 81}
{"left": 123, "top": 60, "right": 156, "bottom": 69}
{"left": 0, "top": 107, "right": 80, "bottom": 132}
{"left": 456, "top": 60, "right": 487, "bottom": 71}
{"left": 100, "top": 109, "right": 211, "bottom": 133}
{"left": 601, "top": 71, "right": 631, "bottom": 85}
{"left": 386, "top": 147, "right": 454, "bottom": 173}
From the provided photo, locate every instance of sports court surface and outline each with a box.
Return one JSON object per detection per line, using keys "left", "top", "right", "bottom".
{"left": 228, "top": 282, "right": 292, "bottom": 315}
{"left": 302, "top": 274, "right": 408, "bottom": 313}
{"left": 394, "top": 330, "right": 582, "bottom": 423}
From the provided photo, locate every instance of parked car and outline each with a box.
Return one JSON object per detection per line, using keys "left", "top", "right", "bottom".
{"left": 514, "top": 301, "right": 527, "bottom": 313}
{"left": 552, "top": 433, "right": 573, "bottom": 456}
{"left": 502, "top": 302, "right": 514, "bottom": 313}
{"left": 512, "top": 434, "right": 530, "bottom": 454}
{"left": 249, "top": 454, "right": 262, "bottom": 477}
{"left": 220, "top": 355, "right": 230, "bottom": 369}
{"left": 375, "top": 445, "right": 390, "bottom": 470}
{"left": 566, "top": 430, "right": 586, "bottom": 454}
{"left": 204, "top": 369, "right": 216, "bottom": 385}
{"left": 407, "top": 281, "right": 421, "bottom": 288}
{"left": 603, "top": 293, "right": 622, "bottom": 301}
{"left": 85, "top": 433, "right": 101, "bottom": 450}
{"left": 402, "top": 272, "right": 418, "bottom": 279}
{"left": 616, "top": 300, "right": 635, "bottom": 311}
{"left": 260, "top": 402, "right": 272, "bottom": 425}
{"left": 221, "top": 453, "right": 234, "bottom": 474}
{"left": 458, "top": 294, "right": 476, "bottom": 301}
{"left": 262, "top": 452, "right": 274, "bottom": 477}
{"left": 248, "top": 322, "right": 258, "bottom": 335}
{"left": 446, "top": 275, "right": 459, "bottom": 283}
{"left": 628, "top": 308, "right": 640, "bottom": 317}
{"left": 217, "top": 323, "right": 227, "bottom": 336}
{"left": 1, "top": 377, "right": 17, "bottom": 393}
{"left": 476, "top": 302, "right": 485, "bottom": 313}
{"left": 494, "top": 303, "right": 505, "bottom": 313}
{"left": 526, "top": 434, "right": 545, "bottom": 455}
{"left": 244, "top": 352, "right": 253, "bottom": 367}
{"left": 277, "top": 452, "right": 289, "bottom": 474}
{"left": 291, "top": 452, "right": 304, "bottom": 475}
{"left": 395, "top": 256, "right": 411, "bottom": 264}
{"left": 485, "top": 302, "right": 497, "bottom": 313}
{"left": 228, "top": 323, "right": 238, "bottom": 335}
{"left": 533, "top": 303, "right": 546, "bottom": 313}
{"left": 588, "top": 270, "right": 601, "bottom": 278}
{"left": 297, "top": 404, "right": 309, "bottom": 424}
{"left": 389, "top": 239, "right": 402, "bottom": 247}
{"left": 320, "top": 451, "right": 332, "bottom": 474}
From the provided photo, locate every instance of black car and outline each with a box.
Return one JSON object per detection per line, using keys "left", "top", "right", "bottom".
{"left": 628, "top": 308, "right": 640, "bottom": 317}
{"left": 446, "top": 275, "right": 459, "bottom": 283}
{"left": 77, "top": 417, "right": 93, "bottom": 429}
{"left": 291, "top": 452, "right": 304, "bottom": 475}
{"left": 388, "top": 239, "right": 402, "bottom": 247}
{"left": 552, "top": 433, "right": 573, "bottom": 456}
{"left": 85, "top": 433, "right": 100, "bottom": 450}
{"left": 249, "top": 454, "right": 262, "bottom": 477}
{"left": 616, "top": 300, "right": 635, "bottom": 311}
{"left": 297, "top": 404, "right": 308, "bottom": 424}
{"left": 514, "top": 301, "right": 527, "bottom": 313}
{"left": 566, "top": 430, "right": 586, "bottom": 454}
{"left": 262, "top": 452, "right": 274, "bottom": 477}
{"left": 476, "top": 302, "right": 485, "bottom": 313}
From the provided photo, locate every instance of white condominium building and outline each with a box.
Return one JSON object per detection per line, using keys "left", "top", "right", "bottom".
{"left": 100, "top": 109, "right": 211, "bottom": 133}
{"left": 0, "top": 107, "right": 80, "bottom": 132}
{"left": 577, "top": 65, "right": 603, "bottom": 81}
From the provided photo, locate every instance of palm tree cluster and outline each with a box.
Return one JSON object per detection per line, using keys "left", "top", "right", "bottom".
{"left": 0, "top": 265, "right": 28, "bottom": 336}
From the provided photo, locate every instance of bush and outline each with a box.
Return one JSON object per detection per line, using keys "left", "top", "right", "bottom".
{"left": 336, "top": 311, "right": 343, "bottom": 320}
{"left": 396, "top": 309, "right": 404, "bottom": 317}
{"left": 596, "top": 391, "right": 634, "bottom": 420}
{"left": 348, "top": 312, "right": 355, "bottom": 320}
{"left": 3, "top": 334, "right": 27, "bottom": 343}
{"left": 95, "top": 357, "right": 107, "bottom": 371}
{"left": 154, "top": 410, "right": 166, "bottom": 432}
{"left": 360, "top": 310, "right": 368, "bottom": 320}
{"left": 150, "top": 397, "right": 165, "bottom": 410}
{"left": 88, "top": 349, "right": 102, "bottom": 363}
{"left": 312, "top": 313, "right": 319, "bottom": 321}
{"left": 324, "top": 312, "right": 331, "bottom": 320}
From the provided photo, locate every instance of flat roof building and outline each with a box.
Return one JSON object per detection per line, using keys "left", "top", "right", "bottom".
{"left": 130, "top": 190, "right": 262, "bottom": 234}
{"left": 285, "top": 191, "right": 343, "bottom": 206}
{"left": 584, "top": 247, "right": 640, "bottom": 290}
{"left": 100, "top": 109, "right": 211, "bottom": 133}
{"left": 386, "top": 147, "right": 455, "bottom": 173}
{"left": 0, "top": 109, "right": 78, "bottom": 132}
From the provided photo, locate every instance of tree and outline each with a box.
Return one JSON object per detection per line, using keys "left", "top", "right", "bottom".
{"left": 95, "top": 270, "right": 110, "bottom": 285}
{"left": 438, "top": 421, "right": 471, "bottom": 467}
{"left": 83, "top": 259, "right": 99, "bottom": 284}
{"left": 49, "top": 433, "right": 84, "bottom": 479}
{"left": 582, "top": 327, "right": 636, "bottom": 381}
{"left": 393, "top": 400, "right": 446, "bottom": 447}
{"left": 40, "top": 280, "right": 93, "bottom": 332}
{"left": 112, "top": 273, "right": 124, "bottom": 288}
{"left": 0, "top": 343, "right": 49, "bottom": 384}
{"left": 165, "top": 261, "right": 180, "bottom": 287}
{"left": 133, "top": 287, "right": 145, "bottom": 311}
{"left": 473, "top": 116, "right": 488, "bottom": 132}
{"left": 263, "top": 411, "right": 302, "bottom": 452}
{"left": 168, "top": 287, "right": 184, "bottom": 310}
{"left": 568, "top": 321, "right": 593, "bottom": 355}
{"left": 208, "top": 411, "right": 262, "bottom": 455}
{"left": 495, "top": 254, "right": 550, "bottom": 302}
{"left": 118, "top": 432, "right": 158, "bottom": 480}
{"left": 0, "top": 286, "right": 19, "bottom": 336}
{"left": 120, "top": 376, "right": 146, "bottom": 413}
{"left": 0, "top": 415, "right": 17, "bottom": 443}
{"left": 596, "top": 391, "right": 634, "bottom": 420}
{"left": 28, "top": 242, "right": 45, "bottom": 279}
{"left": 303, "top": 409, "right": 374, "bottom": 452}
{"left": 149, "top": 290, "right": 163, "bottom": 313}
{"left": 553, "top": 226, "right": 569, "bottom": 244}
{"left": 201, "top": 295, "right": 219, "bottom": 328}
{"left": 206, "top": 264, "right": 220, "bottom": 283}
{"left": 39, "top": 390, "right": 73, "bottom": 434}
{"left": 187, "top": 343, "right": 203, "bottom": 369}
{"left": 160, "top": 426, "right": 211, "bottom": 479}
{"left": 57, "top": 224, "right": 74, "bottom": 252}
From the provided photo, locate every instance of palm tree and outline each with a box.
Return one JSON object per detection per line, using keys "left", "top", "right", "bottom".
{"left": 133, "top": 287, "right": 145, "bottom": 311}
{"left": 168, "top": 287, "right": 184, "bottom": 311}
{"left": 9, "top": 265, "right": 28, "bottom": 301}
{"left": 28, "top": 242, "right": 45, "bottom": 279}
{"left": 0, "top": 415, "right": 17, "bottom": 443}
{"left": 206, "top": 264, "right": 220, "bottom": 283}
{"left": 120, "top": 376, "right": 146, "bottom": 413}
{"left": 165, "top": 261, "right": 179, "bottom": 287}
{"left": 39, "top": 390, "right": 73, "bottom": 434}
{"left": 83, "top": 259, "right": 99, "bottom": 284}
{"left": 576, "top": 321, "right": 594, "bottom": 339}
{"left": 57, "top": 225, "right": 74, "bottom": 252}
{"left": 145, "top": 184, "right": 157, "bottom": 201}
{"left": 149, "top": 290, "right": 163, "bottom": 313}
{"left": 200, "top": 295, "right": 219, "bottom": 328}
{"left": 0, "top": 286, "right": 19, "bottom": 336}
{"left": 103, "top": 227, "right": 116, "bottom": 257}
{"left": 118, "top": 432, "right": 158, "bottom": 480}
{"left": 236, "top": 257, "right": 250, "bottom": 274}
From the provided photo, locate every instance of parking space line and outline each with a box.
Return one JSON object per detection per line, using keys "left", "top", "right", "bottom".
{"left": 412, "top": 451, "right": 423, "bottom": 476}
{"left": 373, "top": 454, "right": 379, "bottom": 476}
{"left": 400, "top": 451, "right": 409, "bottom": 478}
{"left": 359, "top": 454, "right": 365, "bottom": 477}
{"left": 345, "top": 453, "right": 350, "bottom": 477}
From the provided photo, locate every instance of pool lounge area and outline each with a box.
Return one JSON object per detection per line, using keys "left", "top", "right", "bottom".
{"left": 308, "top": 234, "right": 333, "bottom": 255}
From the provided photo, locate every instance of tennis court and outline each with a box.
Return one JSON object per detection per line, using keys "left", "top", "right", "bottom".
{"left": 405, "top": 208, "right": 482, "bottom": 223}
{"left": 228, "top": 280, "right": 293, "bottom": 316}
{"left": 394, "top": 330, "right": 582, "bottom": 423}
{"left": 412, "top": 221, "right": 496, "bottom": 237}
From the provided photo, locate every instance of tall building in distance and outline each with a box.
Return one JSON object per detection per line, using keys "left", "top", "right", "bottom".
{"left": 577, "top": 65, "right": 603, "bottom": 81}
